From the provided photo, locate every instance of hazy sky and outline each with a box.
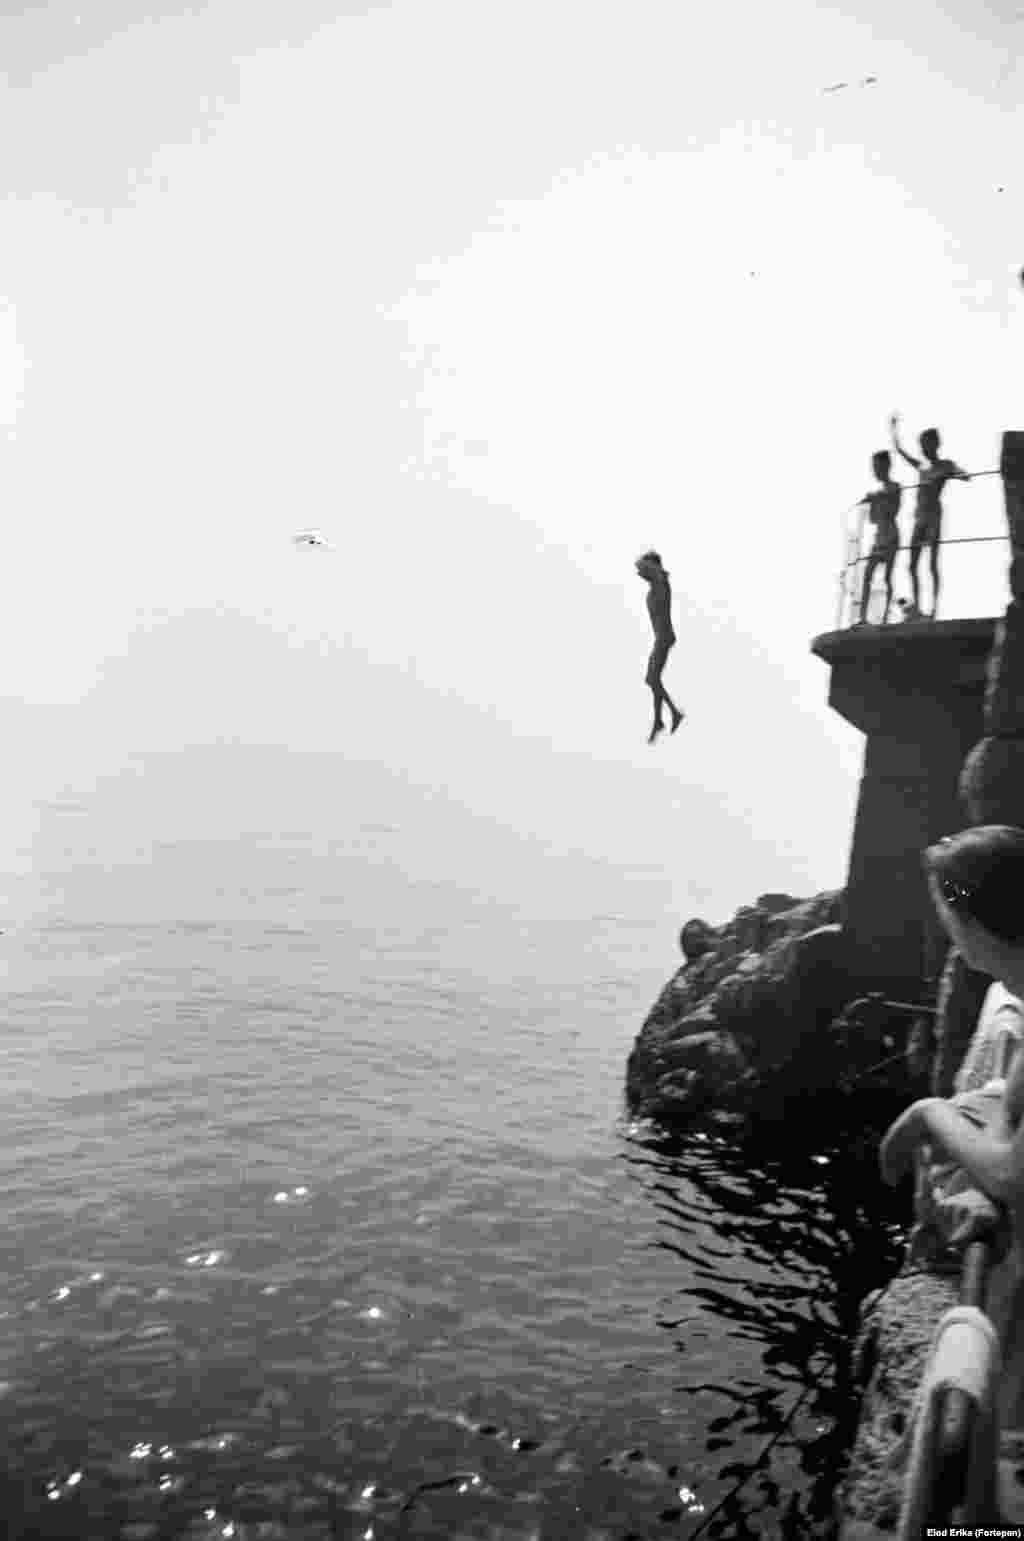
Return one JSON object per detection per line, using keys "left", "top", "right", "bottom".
{"left": 2, "top": 0, "right": 1022, "bottom": 919}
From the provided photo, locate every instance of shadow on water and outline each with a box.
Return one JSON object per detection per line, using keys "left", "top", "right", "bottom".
{"left": 621, "top": 1088, "right": 911, "bottom": 1540}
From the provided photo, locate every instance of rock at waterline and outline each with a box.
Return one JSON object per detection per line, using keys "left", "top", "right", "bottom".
{"left": 627, "top": 891, "right": 855, "bottom": 1119}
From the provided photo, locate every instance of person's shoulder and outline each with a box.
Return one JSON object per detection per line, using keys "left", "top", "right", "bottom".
{"left": 993, "top": 982, "right": 1024, "bottom": 1014}
{"left": 982, "top": 982, "right": 1024, "bottom": 1030}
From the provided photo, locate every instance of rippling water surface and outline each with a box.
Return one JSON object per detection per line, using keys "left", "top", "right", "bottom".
{"left": 0, "top": 770, "right": 905, "bottom": 1539}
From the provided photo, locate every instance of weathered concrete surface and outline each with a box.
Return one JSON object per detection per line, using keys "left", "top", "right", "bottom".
{"left": 811, "top": 620, "right": 996, "bottom": 995}
{"left": 838, "top": 1270, "right": 960, "bottom": 1537}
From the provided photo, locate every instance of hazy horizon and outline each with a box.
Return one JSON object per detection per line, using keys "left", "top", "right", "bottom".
{"left": 3, "top": 0, "right": 1022, "bottom": 927}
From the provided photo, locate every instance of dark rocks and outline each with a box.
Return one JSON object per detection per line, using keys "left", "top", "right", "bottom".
{"left": 757, "top": 891, "right": 802, "bottom": 914}
{"left": 627, "top": 891, "right": 849, "bottom": 1119}
{"left": 678, "top": 918, "right": 715, "bottom": 960}
{"left": 961, "top": 730, "right": 1024, "bottom": 824}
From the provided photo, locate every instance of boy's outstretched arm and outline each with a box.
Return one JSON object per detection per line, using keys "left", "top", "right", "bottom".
{"left": 889, "top": 412, "right": 921, "bottom": 471}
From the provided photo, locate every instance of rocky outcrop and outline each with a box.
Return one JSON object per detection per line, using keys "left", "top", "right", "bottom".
{"left": 627, "top": 890, "right": 857, "bottom": 1119}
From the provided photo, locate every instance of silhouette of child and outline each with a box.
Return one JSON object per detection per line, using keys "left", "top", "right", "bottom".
{"left": 889, "top": 414, "right": 970, "bottom": 619}
{"left": 856, "top": 449, "right": 902, "bottom": 625}
{"left": 635, "top": 551, "right": 684, "bottom": 744}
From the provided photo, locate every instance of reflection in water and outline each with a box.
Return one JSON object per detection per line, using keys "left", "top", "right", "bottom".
{"left": 622, "top": 1096, "right": 909, "bottom": 1538}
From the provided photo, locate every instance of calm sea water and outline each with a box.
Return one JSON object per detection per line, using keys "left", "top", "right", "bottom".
{"left": 0, "top": 775, "right": 905, "bottom": 1540}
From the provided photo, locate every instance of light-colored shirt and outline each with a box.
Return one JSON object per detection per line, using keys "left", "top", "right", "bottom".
{"left": 954, "top": 981, "right": 1024, "bottom": 1099}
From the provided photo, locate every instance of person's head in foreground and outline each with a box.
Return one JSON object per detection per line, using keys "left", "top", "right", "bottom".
{"left": 871, "top": 450, "right": 892, "bottom": 482}
{"left": 879, "top": 825, "right": 1024, "bottom": 1191}
{"left": 924, "top": 825, "right": 1024, "bottom": 981}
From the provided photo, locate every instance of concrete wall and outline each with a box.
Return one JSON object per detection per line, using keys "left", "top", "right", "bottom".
{"left": 812, "top": 620, "right": 996, "bottom": 994}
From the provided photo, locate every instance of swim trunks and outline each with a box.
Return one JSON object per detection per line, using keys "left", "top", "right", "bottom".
{"left": 912, "top": 511, "right": 942, "bottom": 546}
{"left": 864, "top": 483, "right": 902, "bottom": 557}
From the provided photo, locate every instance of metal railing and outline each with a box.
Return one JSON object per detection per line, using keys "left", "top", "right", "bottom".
{"left": 833, "top": 468, "right": 1009, "bottom": 631}
{"left": 836, "top": 534, "right": 1010, "bottom": 631}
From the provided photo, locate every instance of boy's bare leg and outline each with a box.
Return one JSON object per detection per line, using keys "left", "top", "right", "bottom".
{"left": 647, "top": 685, "right": 665, "bottom": 744}
{"left": 662, "top": 684, "right": 684, "bottom": 732}
{"left": 882, "top": 557, "right": 895, "bottom": 623}
{"left": 859, "top": 554, "right": 879, "bottom": 623}
{"left": 929, "top": 541, "right": 941, "bottom": 619}
{"left": 908, "top": 539, "right": 923, "bottom": 614}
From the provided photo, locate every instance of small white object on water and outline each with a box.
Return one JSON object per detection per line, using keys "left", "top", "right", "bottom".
{"left": 66, "top": 1472, "right": 82, "bottom": 1487}
{"left": 55, "top": 1286, "right": 71, "bottom": 1300}
{"left": 273, "top": 1191, "right": 289, "bottom": 1204}
{"left": 292, "top": 531, "right": 333, "bottom": 550}
{"left": 364, "top": 1306, "right": 383, "bottom": 1320}
{"left": 294, "top": 1186, "right": 309, "bottom": 1197}
{"left": 89, "top": 1272, "right": 104, "bottom": 1283}
{"left": 811, "top": 1155, "right": 830, "bottom": 1166}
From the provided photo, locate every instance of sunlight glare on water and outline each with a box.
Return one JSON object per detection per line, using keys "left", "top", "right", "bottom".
{"left": 0, "top": 772, "right": 902, "bottom": 1537}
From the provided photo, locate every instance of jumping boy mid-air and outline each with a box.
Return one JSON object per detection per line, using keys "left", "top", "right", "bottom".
{"left": 635, "top": 551, "right": 684, "bottom": 744}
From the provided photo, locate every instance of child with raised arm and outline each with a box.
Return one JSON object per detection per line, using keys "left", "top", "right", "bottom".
{"left": 889, "top": 413, "right": 970, "bottom": 620}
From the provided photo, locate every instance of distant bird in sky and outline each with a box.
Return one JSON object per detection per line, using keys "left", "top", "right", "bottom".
{"left": 822, "top": 76, "right": 878, "bottom": 93}
{"left": 292, "top": 531, "right": 333, "bottom": 550}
